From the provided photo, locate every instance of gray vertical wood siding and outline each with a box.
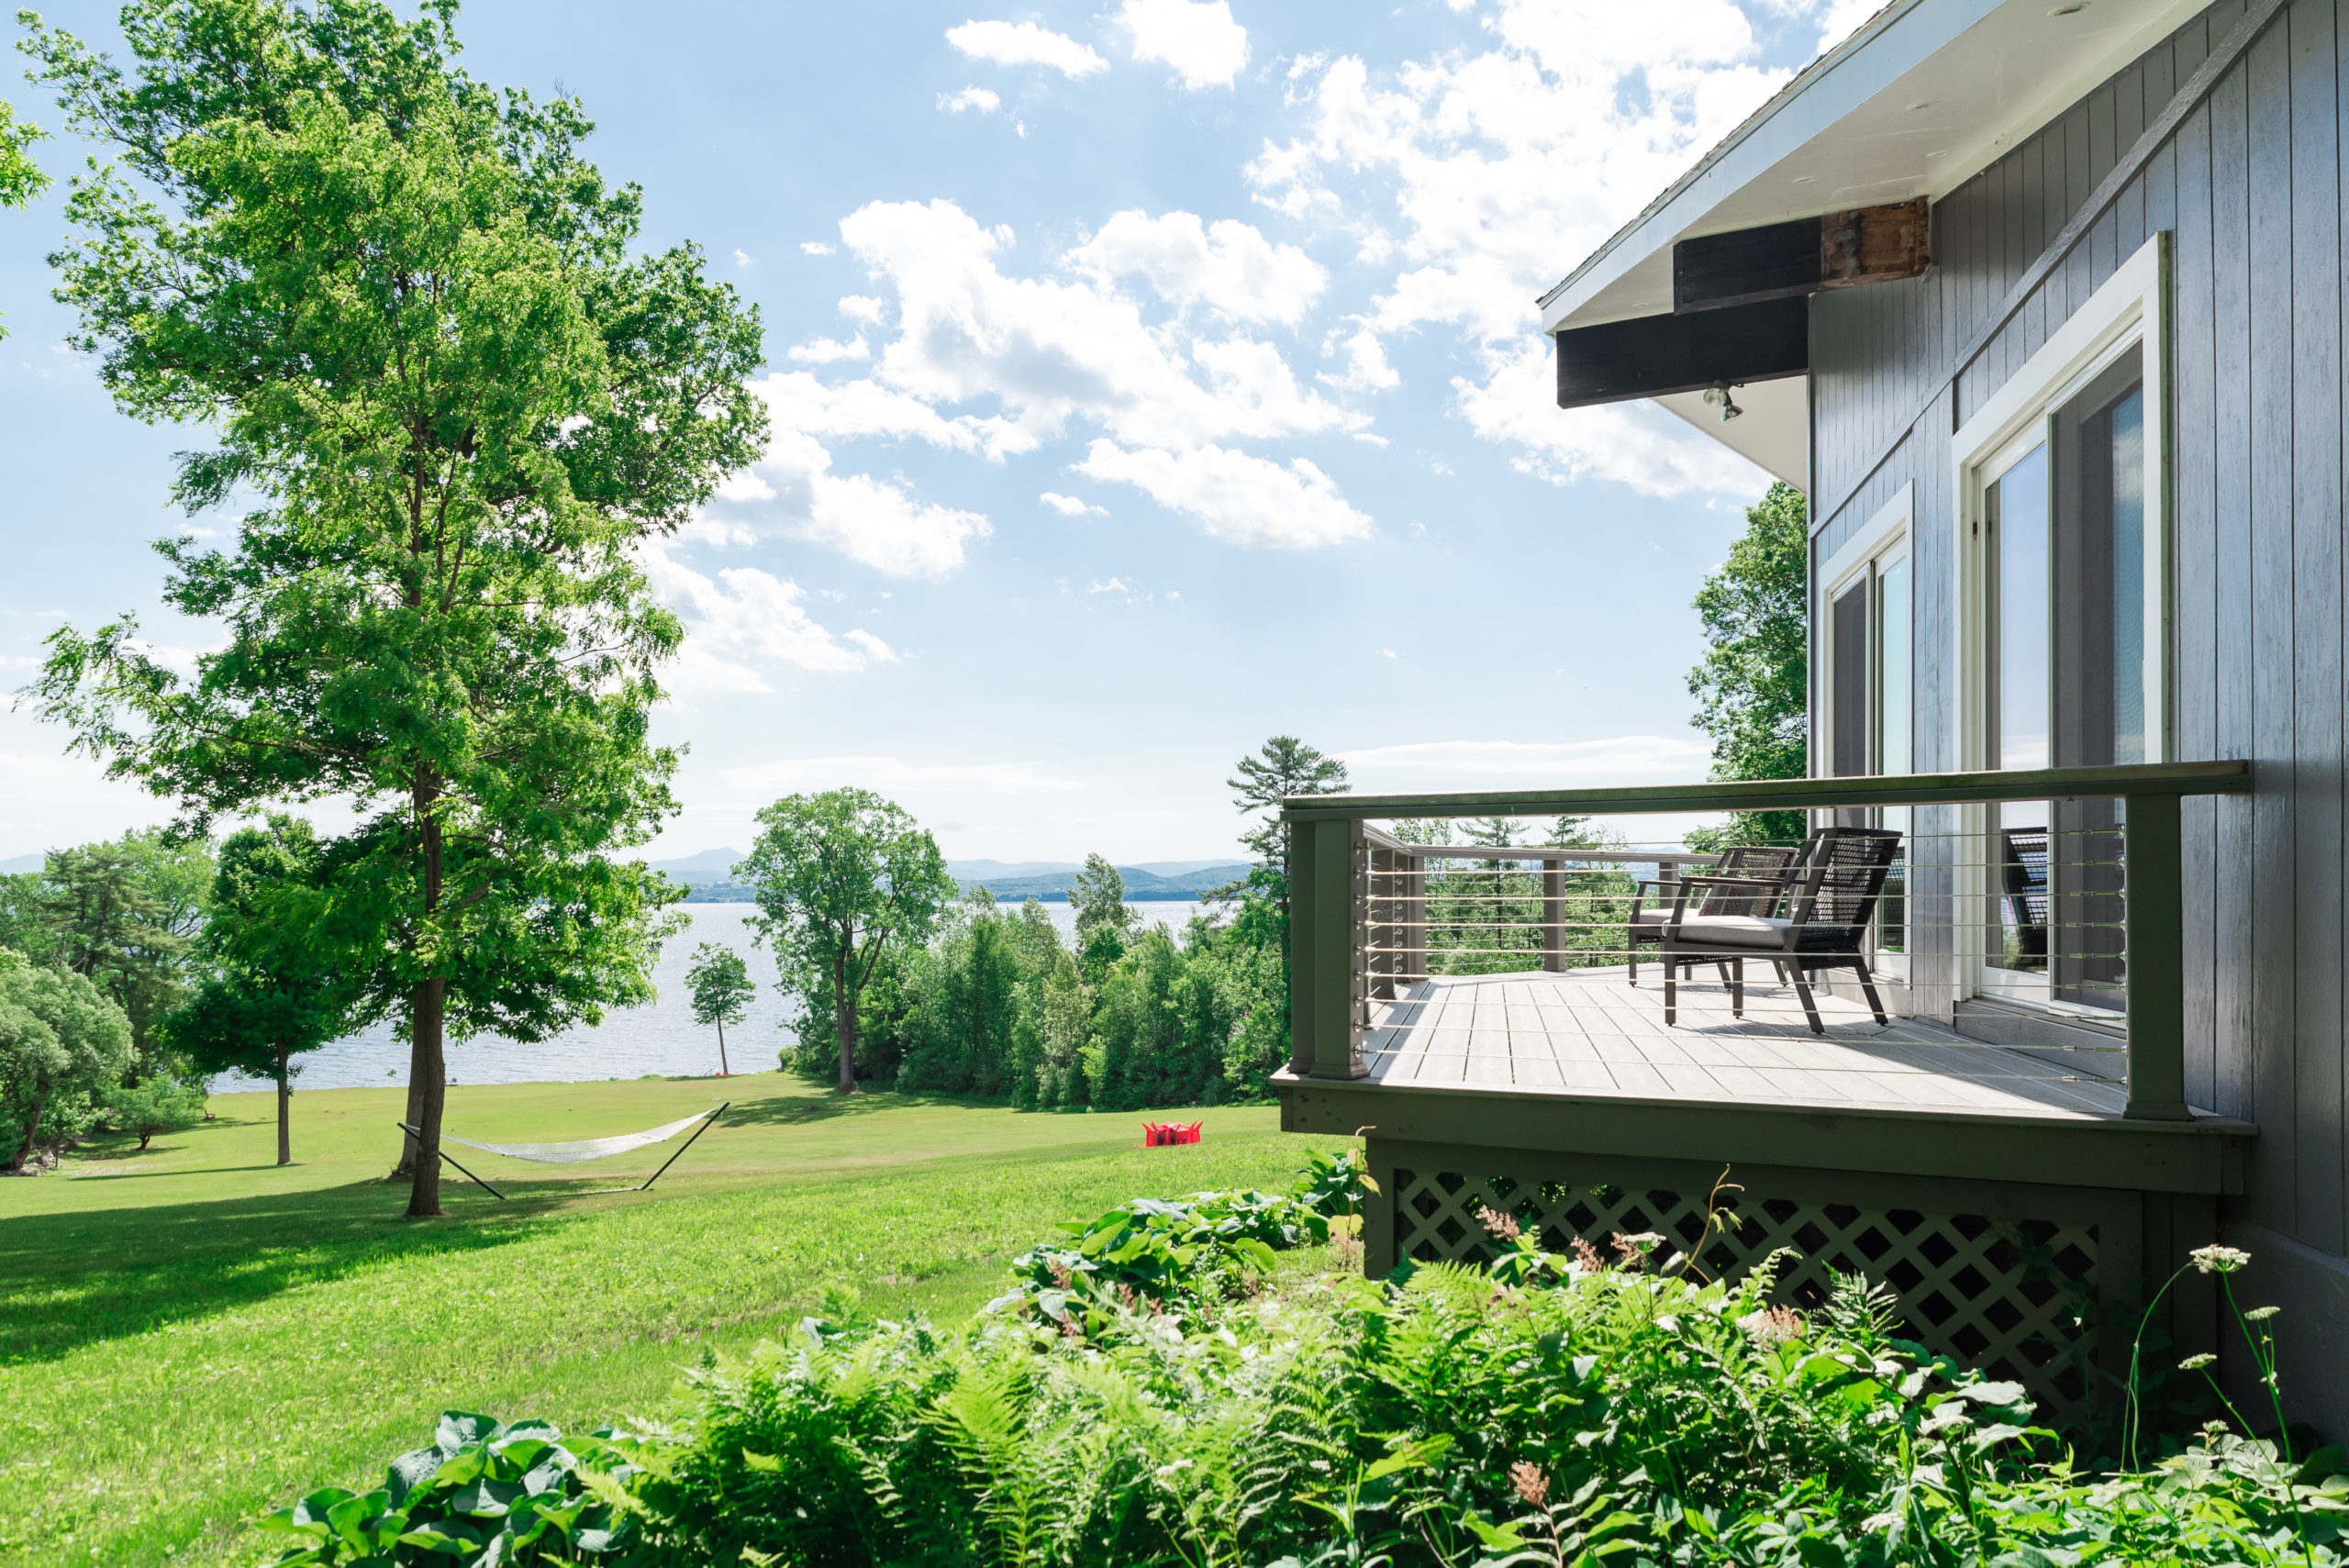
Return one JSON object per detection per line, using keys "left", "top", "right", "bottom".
{"left": 1806, "top": 0, "right": 2349, "bottom": 1259}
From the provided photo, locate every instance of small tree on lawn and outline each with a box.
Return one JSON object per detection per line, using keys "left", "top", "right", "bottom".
{"left": 25, "top": 0, "right": 763, "bottom": 1216}
{"left": 685, "top": 942, "right": 753, "bottom": 1078}
{"left": 103, "top": 1074, "right": 205, "bottom": 1151}
{"left": 738, "top": 791, "right": 955, "bottom": 1095}
{"left": 162, "top": 817, "right": 356, "bottom": 1166}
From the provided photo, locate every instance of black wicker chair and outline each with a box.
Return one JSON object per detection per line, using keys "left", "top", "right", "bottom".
{"left": 1626, "top": 843, "right": 1803, "bottom": 986}
{"left": 1658, "top": 826, "right": 1904, "bottom": 1034}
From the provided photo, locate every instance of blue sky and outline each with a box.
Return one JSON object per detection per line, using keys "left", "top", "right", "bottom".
{"left": 0, "top": 0, "right": 1860, "bottom": 865}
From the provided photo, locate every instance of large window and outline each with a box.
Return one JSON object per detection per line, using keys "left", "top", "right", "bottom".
{"left": 1956, "top": 234, "right": 2167, "bottom": 1016}
{"left": 1820, "top": 493, "right": 1911, "bottom": 960}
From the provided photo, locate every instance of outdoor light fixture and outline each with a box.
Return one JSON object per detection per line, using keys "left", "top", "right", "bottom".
{"left": 1703, "top": 382, "right": 1744, "bottom": 422}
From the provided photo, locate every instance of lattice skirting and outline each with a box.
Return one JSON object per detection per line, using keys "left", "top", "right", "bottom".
{"left": 1379, "top": 1145, "right": 2132, "bottom": 1422}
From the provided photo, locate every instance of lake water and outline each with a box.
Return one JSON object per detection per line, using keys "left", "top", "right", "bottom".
{"left": 210, "top": 898, "right": 1218, "bottom": 1093}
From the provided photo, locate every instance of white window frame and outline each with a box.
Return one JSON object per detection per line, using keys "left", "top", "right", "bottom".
{"left": 1950, "top": 229, "right": 2171, "bottom": 1010}
{"left": 1818, "top": 484, "right": 1914, "bottom": 980}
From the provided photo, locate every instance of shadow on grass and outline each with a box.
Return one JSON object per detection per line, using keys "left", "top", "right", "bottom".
{"left": 712, "top": 1085, "right": 1012, "bottom": 1127}
{"left": 0, "top": 1179, "right": 574, "bottom": 1367}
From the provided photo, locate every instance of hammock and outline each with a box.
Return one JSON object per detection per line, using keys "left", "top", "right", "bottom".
{"left": 396, "top": 1103, "right": 729, "bottom": 1198}
{"left": 441, "top": 1110, "right": 718, "bottom": 1164}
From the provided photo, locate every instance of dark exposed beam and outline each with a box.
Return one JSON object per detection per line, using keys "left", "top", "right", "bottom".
{"left": 1553, "top": 295, "right": 1807, "bottom": 409}
{"left": 1673, "top": 197, "right": 1931, "bottom": 314}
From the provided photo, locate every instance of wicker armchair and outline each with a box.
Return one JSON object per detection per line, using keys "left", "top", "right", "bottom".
{"left": 1626, "top": 844, "right": 1802, "bottom": 986}
{"left": 1658, "top": 826, "right": 1904, "bottom": 1033}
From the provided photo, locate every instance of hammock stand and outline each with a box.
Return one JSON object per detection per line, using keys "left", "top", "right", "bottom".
{"left": 395, "top": 1102, "right": 729, "bottom": 1199}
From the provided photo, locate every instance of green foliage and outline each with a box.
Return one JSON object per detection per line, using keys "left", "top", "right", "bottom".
{"left": 17, "top": 828, "right": 213, "bottom": 1065}
{"left": 101, "top": 1072, "right": 206, "bottom": 1150}
{"left": 260, "top": 1412, "right": 628, "bottom": 1566}
{"left": 683, "top": 940, "right": 754, "bottom": 1076}
{"left": 1687, "top": 481, "right": 1810, "bottom": 851}
{"left": 23, "top": 0, "right": 759, "bottom": 1211}
{"left": 429, "top": 1153, "right": 2341, "bottom": 1568}
{"left": 1409, "top": 816, "right": 1642, "bottom": 977}
{"left": 1069, "top": 853, "right": 1134, "bottom": 976}
{"left": 0, "top": 95, "right": 47, "bottom": 340}
{"left": 1230, "top": 735, "right": 1351, "bottom": 867}
{"left": 0, "top": 946, "right": 136, "bottom": 1168}
{"left": 992, "top": 1156, "right": 1359, "bottom": 1334}
{"left": 740, "top": 789, "right": 957, "bottom": 1094}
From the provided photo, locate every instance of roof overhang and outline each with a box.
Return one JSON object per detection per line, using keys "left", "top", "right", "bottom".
{"left": 1542, "top": 0, "right": 2214, "bottom": 338}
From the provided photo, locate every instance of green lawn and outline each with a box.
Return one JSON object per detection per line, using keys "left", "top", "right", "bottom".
{"left": 0, "top": 1072, "right": 1348, "bottom": 1568}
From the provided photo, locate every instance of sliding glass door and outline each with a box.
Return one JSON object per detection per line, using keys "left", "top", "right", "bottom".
{"left": 1981, "top": 345, "right": 2144, "bottom": 1011}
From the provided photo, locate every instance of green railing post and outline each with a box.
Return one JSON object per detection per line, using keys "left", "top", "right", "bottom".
{"left": 1287, "top": 815, "right": 1367, "bottom": 1079}
{"left": 2123, "top": 791, "right": 2191, "bottom": 1121}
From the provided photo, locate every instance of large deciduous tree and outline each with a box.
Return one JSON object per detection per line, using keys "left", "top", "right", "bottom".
{"left": 25, "top": 0, "right": 764, "bottom": 1216}
{"left": 738, "top": 790, "right": 954, "bottom": 1095}
{"left": 163, "top": 816, "right": 356, "bottom": 1165}
{"left": 36, "top": 829, "right": 212, "bottom": 1067}
{"left": 1687, "top": 481, "right": 1810, "bottom": 850}
{"left": 0, "top": 949, "right": 134, "bottom": 1171}
{"left": 0, "top": 95, "right": 48, "bottom": 339}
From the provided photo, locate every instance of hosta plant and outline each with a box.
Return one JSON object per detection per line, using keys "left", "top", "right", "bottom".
{"left": 259, "top": 1412, "right": 626, "bottom": 1565}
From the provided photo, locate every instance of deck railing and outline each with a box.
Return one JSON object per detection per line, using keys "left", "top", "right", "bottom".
{"left": 1283, "top": 760, "right": 2253, "bottom": 1122}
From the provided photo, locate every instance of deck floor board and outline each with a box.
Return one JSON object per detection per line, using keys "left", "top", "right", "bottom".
{"left": 1362, "top": 970, "right": 2134, "bottom": 1119}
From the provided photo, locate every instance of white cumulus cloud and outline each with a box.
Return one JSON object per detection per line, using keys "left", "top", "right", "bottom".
{"left": 718, "top": 756, "right": 1085, "bottom": 795}
{"left": 1067, "top": 209, "right": 1325, "bottom": 325}
{"left": 1076, "top": 439, "right": 1371, "bottom": 548}
{"left": 947, "top": 18, "right": 1108, "bottom": 76}
{"left": 839, "top": 198, "right": 1357, "bottom": 454}
{"left": 1244, "top": 0, "right": 1794, "bottom": 497}
{"left": 644, "top": 550, "right": 897, "bottom": 690}
{"left": 1120, "top": 0, "right": 1249, "bottom": 89}
{"left": 1040, "top": 492, "right": 1104, "bottom": 516}
{"left": 938, "top": 85, "right": 1003, "bottom": 113}
{"left": 785, "top": 335, "right": 870, "bottom": 364}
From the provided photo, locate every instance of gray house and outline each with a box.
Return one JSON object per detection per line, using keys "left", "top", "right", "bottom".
{"left": 1277, "top": 0, "right": 2349, "bottom": 1435}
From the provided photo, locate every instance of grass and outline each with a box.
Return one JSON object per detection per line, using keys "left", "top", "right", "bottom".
{"left": 0, "top": 1071, "right": 1347, "bottom": 1568}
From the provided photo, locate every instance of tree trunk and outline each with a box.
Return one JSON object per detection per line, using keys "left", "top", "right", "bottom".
{"left": 716, "top": 1018, "right": 730, "bottom": 1078}
{"left": 406, "top": 798, "right": 448, "bottom": 1218}
{"left": 833, "top": 938, "right": 857, "bottom": 1095}
{"left": 276, "top": 1041, "right": 292, "bottom": 1166}
{"left": 393, "top": 1073, "right": 424, "bottom": 1175}
{"left": 9, "top": 1084, "right": 47, "bottom": 1170}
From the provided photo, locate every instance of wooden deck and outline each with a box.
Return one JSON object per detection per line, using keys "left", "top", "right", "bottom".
{"left": 1363, "top": 968, "right": 2136, "bottom": 1120}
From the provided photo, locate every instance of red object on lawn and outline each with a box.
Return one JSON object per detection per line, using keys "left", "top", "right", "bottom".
{"left": 1141, "top": 1121, "right": 1204, "bottom": 1147}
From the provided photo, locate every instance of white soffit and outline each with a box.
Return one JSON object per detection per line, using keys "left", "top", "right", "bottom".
{"left": 1541, "top": 0, "right": 2212, "bottom": 335}
{"left": 1653, "top": 377, "right": 1809, "bottom": 489}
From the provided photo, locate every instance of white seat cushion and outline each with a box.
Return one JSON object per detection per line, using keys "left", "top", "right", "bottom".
{"left": 1672, "top": 915, "right": 1790, "bottom": 948}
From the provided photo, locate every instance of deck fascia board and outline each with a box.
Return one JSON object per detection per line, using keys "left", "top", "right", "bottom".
{"left": 1275, "top": 1073, "right": 2253, "bottom": 1195}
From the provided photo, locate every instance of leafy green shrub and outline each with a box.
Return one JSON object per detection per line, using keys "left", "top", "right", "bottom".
{"left": 260, "top": 1412, "right": 628, "bottom": 1565}
{"left": 274, "top": 1156, "right": 2346, "bottom": 1567}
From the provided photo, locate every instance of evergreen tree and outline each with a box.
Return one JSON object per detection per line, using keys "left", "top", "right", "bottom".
{"left": 27, "top": 0, "right": 763, "bottom": 1215}
{"left": 1228, "top": 736, "right": 1350, "bottom": 867}
{"left": 1069, "top": 853, "right": 1134, "bottom": 978}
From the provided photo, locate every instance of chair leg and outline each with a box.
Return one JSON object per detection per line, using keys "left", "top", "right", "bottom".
{"left": 1791, "top": 969, "right": 1825, "bottom": 1034}
{"left": 1855, "top": 962, "right": 1889, "bottom": 1027}
{"left": 1664, "top": 954, "right": 1677, "bottom": 1027}
{"left": 1770, "top": 959, "right": 1789, "bottom": 986}
{"left": 1731, "top": 957, "right": 1744, "bottom": 1018}
{"left": 1628, "top": 940, "right": 1639, "bottom": 986}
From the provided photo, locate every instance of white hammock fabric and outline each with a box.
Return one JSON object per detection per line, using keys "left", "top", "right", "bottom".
{"left": 438, "top": 1109, "right": 718, "bottom": 1164}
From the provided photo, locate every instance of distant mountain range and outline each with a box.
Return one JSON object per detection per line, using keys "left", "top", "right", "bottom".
{"left": 643, "top": 849, "right": 1251, "bottom": 904}
{"left": 0, "top": 854, "right": 41, "bottom": 875}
